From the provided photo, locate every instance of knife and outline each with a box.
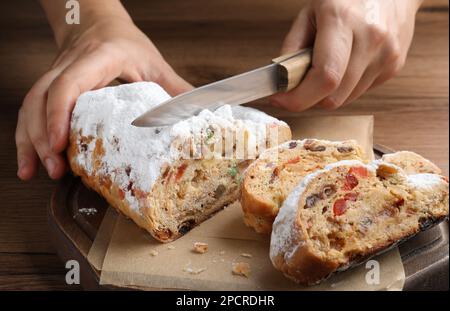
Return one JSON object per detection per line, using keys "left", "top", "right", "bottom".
{"left": 132, "top": 48, "right": 312, "bottom": 127}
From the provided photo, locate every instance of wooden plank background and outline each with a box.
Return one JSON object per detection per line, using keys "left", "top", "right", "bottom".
{"left": 0, "top": 0, "right": 448, "bottom": 290}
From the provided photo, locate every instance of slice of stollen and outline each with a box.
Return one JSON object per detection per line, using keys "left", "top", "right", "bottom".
{"left": 241, "top": 139, "right": 366, "bottom": 234}
{"left": 270, "top": 160, "right": 449, "bottom": 285}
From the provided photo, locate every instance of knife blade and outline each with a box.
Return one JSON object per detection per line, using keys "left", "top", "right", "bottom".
{"left": 132, "top": 48, "right": 312, "bottom": 127}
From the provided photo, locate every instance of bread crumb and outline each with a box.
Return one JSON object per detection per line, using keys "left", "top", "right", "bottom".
{"left": 241, "top": 253, "right": 252, "bottom": 258}
{"left": 150, "top": 250, "right": 159, "bottom": 256}
{"left": 232, "top": 262, "right": 251, "bottom": 277}
{"left": 193, "top": 242, "right": 208, "bottom": 254}
{"left": 183, "top": 266, "right": 207, "bottom": 275}
{"left": 167, "top": 245, "right": 175, "bottom": 250}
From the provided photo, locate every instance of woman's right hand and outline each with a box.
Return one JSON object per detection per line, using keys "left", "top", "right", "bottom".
{"left": 16, "top": 13, "right": 192, "bottom": 181}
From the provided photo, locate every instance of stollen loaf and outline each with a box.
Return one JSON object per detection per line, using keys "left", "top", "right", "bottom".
{"left": 68, "top": 82, "right": 291, "bottom": 242}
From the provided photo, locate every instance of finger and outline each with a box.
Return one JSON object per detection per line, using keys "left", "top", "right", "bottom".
{"left": 24, "top": 78, "right": 67, "bottom": 180}
{"left": 343, "top": 65, "right": 381, "bottom": 105}
{"left": 281, "top": 7, "right": 315, "bottom": 55}
{"left": 17, "top": 70, "right": 63, "bottom": 179}
{"left": 15, "top": 107, "right": 39, "bottom": 180}
{"left": 46, "top": 50, "right": 123, "bottom": 153}
{"left": 343, "top": 47, "right": 396, "bottom": 105}
{"left": 270, "top": 99, "right": 283, "bottom": 109}
{"left": 158, "top": 66, "right": 193, "bottom": 96}
{"left": 272, "top": 13, "right": 353, "bottom": 112}
{"left": 319, "top": 39, "right": 370, "bottom": 109}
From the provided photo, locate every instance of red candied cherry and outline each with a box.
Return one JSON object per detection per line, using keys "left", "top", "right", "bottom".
{"left": 333, "top": 198, "right": 348, "bottom": 216}
{"left": 343, "top": 173, "right": 359, "bottom": 190}
{"left": 349, "top": 166, "right": 369, "bottom": 178}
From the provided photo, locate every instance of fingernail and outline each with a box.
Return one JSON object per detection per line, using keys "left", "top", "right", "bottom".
{"left": 17, "top": 158, "right": 27, "bottom": 176}
{"left": 45, "top": 157, "right": 56, "bottom": 177}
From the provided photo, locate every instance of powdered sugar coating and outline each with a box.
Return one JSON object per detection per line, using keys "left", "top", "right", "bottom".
{"left": 407, "top": 173, "right": 445, "bottom": 190}
{"left": 71, "top": 82, "right": 172, "bottom": 202}
{"left": 70, "top": 82, "right": 287, "bottom": 212}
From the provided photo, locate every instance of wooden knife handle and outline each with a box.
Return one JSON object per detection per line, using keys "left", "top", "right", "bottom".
{"left": 272, "top": 48, "right": 312, "bottom": 92}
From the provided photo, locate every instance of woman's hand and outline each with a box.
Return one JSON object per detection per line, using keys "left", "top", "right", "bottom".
{"left": 271, "top": 0, "right": 422, "bottom": 111}
{"left": 16, "top": 4, "right": 192, "bottom": 181}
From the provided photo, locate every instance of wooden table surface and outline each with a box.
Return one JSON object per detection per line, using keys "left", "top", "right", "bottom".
{"left": 0, "top": 0, "right": 448, "bottom": 290}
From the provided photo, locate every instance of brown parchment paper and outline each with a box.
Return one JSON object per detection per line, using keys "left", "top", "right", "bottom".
{"left": 87, "top": 207, "right": 118, "bottom": 271}
{"left": 92, "top": 115, "right": 405, "bottom": 290}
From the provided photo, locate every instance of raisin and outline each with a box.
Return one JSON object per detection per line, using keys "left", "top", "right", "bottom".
{"left": 162, "top": 166, "right": 170, "bottom": 179}
{"left": 306, "top": 145, "right": 326, "bottom": 152}
{"left": 112, "top": 136, "right": 120, "bottom": 152}
{"left": 288, "top": 141, "right": 298, "bottom": 149}
{"left": 333, "top": 198, "right": 347, "bottom": 216}
{"left": 269, "top": 167, "right": 280, "bottom": 184}
{"left": 322, "top": 184, "right": 337, "bottom": 197}
{"left": 394, "top": 198, "right": 405, "bottom": 209}
{"left": 343, "top": 174, "right": 359, "bottom": 190}
{"left": 178, "top": 219, "right": 196, "bottom": 235}
{"left": 125, "top": 165, "right": 132, "bottom": 177}
{"left": 214, "top": 184, "right": 226, "bottom": 199}
{"left": 80, "top": 143, "right": 88, "bottom": 152}
{"left": 304, "top": 140, "right": 326, "bottom": 152}
{"left": 154, "top": 128, "right": 161, "bottom": 134}
{"left": 305, "top": 194, "right": 321, "bottom": 209}
{"left": 127, "top": 181, "right": 133, "bottom": 191}
{"left": 337, "top": 146, "right": 354, "bottom": 153}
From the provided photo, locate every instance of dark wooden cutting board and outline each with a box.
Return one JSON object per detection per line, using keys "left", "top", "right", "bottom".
{"left": 47, "top": 144, "right": 449, "bottom": 290}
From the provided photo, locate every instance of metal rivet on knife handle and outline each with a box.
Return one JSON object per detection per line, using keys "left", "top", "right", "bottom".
{"left": 272, "top": 48, "right": 313, "bottom": 92}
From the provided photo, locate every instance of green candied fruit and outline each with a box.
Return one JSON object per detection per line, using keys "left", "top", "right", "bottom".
{"left": 205, "top": 128, "right": 214, "bottom": 143}
{"left": 228, "top": 165, "right": 238, "bottom": 178}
